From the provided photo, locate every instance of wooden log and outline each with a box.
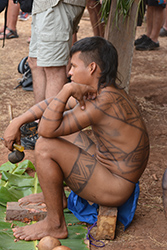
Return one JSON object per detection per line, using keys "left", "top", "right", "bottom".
{"left": 96, "top": 206, "right": 117, "bottom": 240}
{"left": 6, "top": 202, "right": 47, "bottom": 222}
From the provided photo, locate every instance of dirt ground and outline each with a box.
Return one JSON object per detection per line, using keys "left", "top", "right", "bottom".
{"left": 1, "top": 9, "right": 167, "bottom": 250}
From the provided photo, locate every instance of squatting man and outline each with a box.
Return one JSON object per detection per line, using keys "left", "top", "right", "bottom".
{"left": 3, "top": 37, "right": 150, "bottom": 241}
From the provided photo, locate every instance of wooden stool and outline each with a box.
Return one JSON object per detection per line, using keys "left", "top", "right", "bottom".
{"left": 96, "top": 205, "right": 117, "bottom": 240}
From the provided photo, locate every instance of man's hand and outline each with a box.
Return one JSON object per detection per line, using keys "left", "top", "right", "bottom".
{"left": 70, "top": 82, "right": 97, "bottom": 110}
{"left": 3, "top": 119, "right": 21, "bottom": 151}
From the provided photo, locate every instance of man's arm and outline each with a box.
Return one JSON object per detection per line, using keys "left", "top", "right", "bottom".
{"left": 65, "top": 96, "right": 78, "bottom": 110}
{"left": 3, "top": 97, "right": 54, "bottom": 150}
{"left": 38, "top": 82, "right": 97, "bottom": 138}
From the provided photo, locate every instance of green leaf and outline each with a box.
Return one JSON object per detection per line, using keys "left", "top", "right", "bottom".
{"left": 0, "top": 206, "right": 6, "bottom": 221}
{"left": 100, "top": 0, "right": 138, "bottom": 25}
{"left": 1, "top": 172, "right": 35, "bottom": 187}
{"left": 0, "top": 179, "right": 6, "bottom": 186}
{"left": 0, "top": 229, "right": 38, "bottom": 250}
{"left": 14, "top": 160, "right": 36, "bottom": 174}
{"left": 0, "top": 162, "right": 17, "bottom": 173}
{"left": 0, "top": 160, "right": 35, "bottom": 175}
{"left": 0, "top": 206, "right": 88, "bottom": 250}
{"left": 8, "top": 186, "right": 36, "bottom": 200}
{"left": 0, "top": 187, "right": 19, "bottom": 206}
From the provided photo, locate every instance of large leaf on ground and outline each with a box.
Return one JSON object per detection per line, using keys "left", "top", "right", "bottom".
{"left": 0, "top": 205, "right": 88, "bottom": 250}
{"left": 1, "top": 172, "right": 35, "bottom": 187}
{"left": 0, "top": 186, "right": 19, "bottom": 206}
{"left": 0, "top": 160, "right": 35, "bottom": 174}
{"left": 0, "top": 168, "right": 41, "bottom": 206}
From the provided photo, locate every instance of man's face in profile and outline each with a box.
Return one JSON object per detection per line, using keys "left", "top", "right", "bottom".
{"left": 69, "top": 52, "right": 91, "bottom": 85}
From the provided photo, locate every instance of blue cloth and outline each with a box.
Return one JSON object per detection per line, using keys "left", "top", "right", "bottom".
{"left": 68, "top": 191, "right": 99, "bottom": 224}
{"left": 117, "top": 182, "right": 140, "bottom": 229}
{"left": 67, "top": 182, "right": 140, "bottom": 230}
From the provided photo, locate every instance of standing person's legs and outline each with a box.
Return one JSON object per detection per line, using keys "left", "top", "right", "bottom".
{"left": 28, "top": 58, "right": 46, "bottom": 104}
{"left": 149, "top": 6, "right": 165, "bottom": 42}
{"left": 135, "top": 0, "right": 166, "bottom": 49}
{"left": 28, "top": 10, "right": 67, "bottom": 104}
{"left": 146, "top": 0, "right": 166, "bottom": 42}
{"left": 7, "top": 0, "right": 20, "bottom": 31}
{"left": 28, "top": 59, "right": 67, "bottom": 103}
{"left": 44, "top": 66, "right": 67, "bottom": 99}
{"left": 29, "top": 3, "right": 84, "bottom": 102}
{"left": 0, "top": 0, "right": 20, "bottom": 38}
{"left": 163, "top": 5, "right": 167, "bottom": 29}
{"left": 159, "top": 5, "right": 167, "bottom": 35}
{"left": 86, "top": 0, "right": 104, "bottom": 36}
{"left": 146, "top": 5, "right": 154, "bottom": 37}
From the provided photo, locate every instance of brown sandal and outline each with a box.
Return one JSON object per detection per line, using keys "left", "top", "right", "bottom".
{"left": 0, "top": 27, "right": 19, "bottom": 40}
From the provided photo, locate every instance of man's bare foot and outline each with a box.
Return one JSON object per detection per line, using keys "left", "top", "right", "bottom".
{"left": 12, "top": 217, "right": 68, "bottom": 241}
{"left": 18, "top": 193, "right": 45, "bottom": 205}
{"left": 18, "top": 192, "right": 68, "bottom": 208}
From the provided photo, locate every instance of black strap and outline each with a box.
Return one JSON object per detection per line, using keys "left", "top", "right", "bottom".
{"left": 2, "top": 0, "right": 8, "bottom": 48}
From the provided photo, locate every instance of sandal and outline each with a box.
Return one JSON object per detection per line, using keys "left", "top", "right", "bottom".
{"left": 0, "top": 27, "right": 19, "bottom": 40}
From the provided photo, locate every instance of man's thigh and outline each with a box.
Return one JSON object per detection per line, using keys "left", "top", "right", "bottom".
{"left": 36, "top": 136, "right": 134, "bottom": 206}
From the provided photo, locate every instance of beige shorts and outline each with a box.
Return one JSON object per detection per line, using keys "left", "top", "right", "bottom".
{"left": 29, "top": 2, "right": 84, "bottom": 67}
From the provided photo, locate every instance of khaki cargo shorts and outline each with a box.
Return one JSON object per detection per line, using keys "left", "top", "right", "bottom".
{"left": 29, "top": 2, "right": 84, "bottom": 67}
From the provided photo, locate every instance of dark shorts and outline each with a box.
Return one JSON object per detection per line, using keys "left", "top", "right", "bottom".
{"left": 0, "top": 0, "right": 8, "bottom": 13}
{"left": 146, "top": 0, "right": 166, "bottom": 7}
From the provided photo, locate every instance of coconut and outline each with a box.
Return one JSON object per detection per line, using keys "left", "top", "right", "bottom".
{"left": 37, "top": 236, "right": 61, "bottom": 250}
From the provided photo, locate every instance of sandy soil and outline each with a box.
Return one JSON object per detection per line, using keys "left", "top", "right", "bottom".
{"left": 0, "top": 9, "right": 167, "bottom": 250}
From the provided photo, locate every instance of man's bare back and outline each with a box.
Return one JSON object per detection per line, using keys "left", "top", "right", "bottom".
{"left": 92, "top": 87, "right": 149, "bottom": 184}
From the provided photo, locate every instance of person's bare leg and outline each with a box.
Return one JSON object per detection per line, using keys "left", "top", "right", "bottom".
{"left": 18, "top": 193, "right": 45, "bottom": 205}
{"left": 0, "top": 0, "right": 20, "bottom": 38}
{"left": 163, "top": 6, "right": 167, "bottom": 30}
{"left": 94, "top": 1, "right": 105, "bottom": 37}
{"left": 19, "top": 131, "right": 95, "bottom": 206}
{"left": 86, "top": 0, "right": 103, "bottom": 36}
{"left": 44, "top": 66, "right": 67, "bottom": 99}
{"left": 18, "top": 189, "right": 67, "bottom": 209}
{"left": 13, "top": 138, "right": 68, "bottom": 241}
{"left": 66, "top": 33, "right": 77, "bottom": 77}
{"left": 146, "top": 5, "right": 154, "bottom": 37}
{"left": 149, "top": 6, "right": 165, "bottom": 42}
{"left": 28, "top": 57, "right": 46, "bottom": 104}
{"left": 7, "top": 0, "right": 20, "bottom": 31}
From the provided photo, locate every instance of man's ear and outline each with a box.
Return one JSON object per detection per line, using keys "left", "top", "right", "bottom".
{"left": 89, "top": 62, "right": 97, "bottom": 74}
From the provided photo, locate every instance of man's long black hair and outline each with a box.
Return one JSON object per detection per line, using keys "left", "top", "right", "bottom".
{"left": 70, "top": 36, "right": 120, "bottom": 91}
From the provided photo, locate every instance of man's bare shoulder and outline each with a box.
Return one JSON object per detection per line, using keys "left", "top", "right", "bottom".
{"left": 97, "top": 87, "right": 136, "bottom": 111}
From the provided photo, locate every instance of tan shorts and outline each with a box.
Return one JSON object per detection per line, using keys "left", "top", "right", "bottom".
{"left": 29, "top": 2, "right": 84, "bottom": 67}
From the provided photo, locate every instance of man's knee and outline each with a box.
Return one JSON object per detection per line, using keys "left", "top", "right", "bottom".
{"left": 27, "top": 57, "right": 37, "bottom": 71}
{"left": 44, "top": 65, "right": 66, "bottom": 76}
{"left": 35, "top": 137, "right": 50, "bottom": 157}
{"left": 35, "top": 137, "right": 59, "bottom": 158}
